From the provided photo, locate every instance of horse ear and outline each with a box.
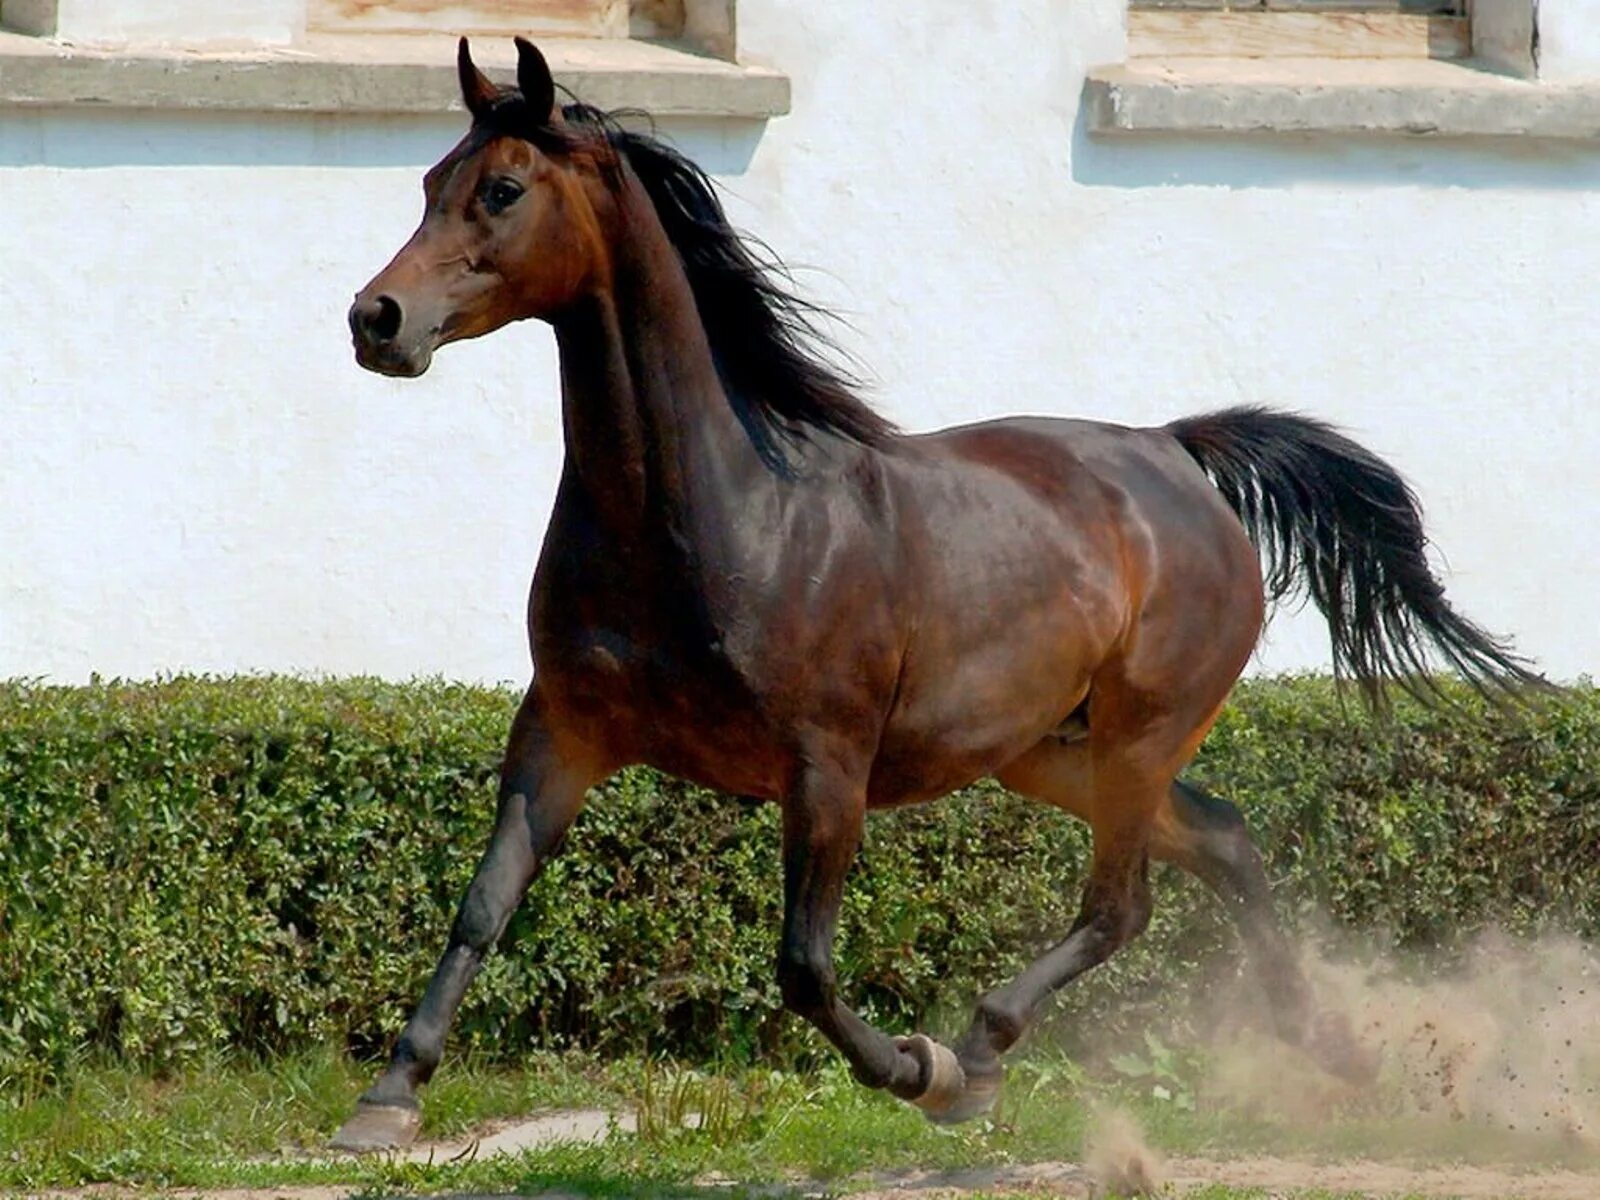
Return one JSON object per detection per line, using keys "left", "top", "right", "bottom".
{"left": 457, "top": 37, "right": 497, "bottom": 120}
{"left": 515, "top": 37, "right": 556, "bottom": 125}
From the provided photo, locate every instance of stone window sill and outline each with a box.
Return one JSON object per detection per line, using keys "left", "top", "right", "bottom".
{"left": 0, "top": 30, "right": 789, "bottom": 119}
{"left": 1085, "top": 57, "right": 1600, "bottom": 139}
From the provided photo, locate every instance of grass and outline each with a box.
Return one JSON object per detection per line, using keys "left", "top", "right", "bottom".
{"left": 0, "top": 1046, "right": 627, "bottom": 1189}
{"left": 3, "top": 1042, "right": 1598, "bottom": 1198}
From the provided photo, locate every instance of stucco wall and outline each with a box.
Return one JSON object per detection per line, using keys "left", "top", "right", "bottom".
{"left": 2, "top": 0, "right": 1596, "bottom": 685}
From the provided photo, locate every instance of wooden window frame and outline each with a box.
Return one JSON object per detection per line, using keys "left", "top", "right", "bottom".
{"left": 305, "top": 0, "right": 735, "bottom": 59}
{"left": 0, "top": 0, "right": 739, "bottom": 60}
{"left": 1124, "top": 0, "right": 1536, "bottom": 76}
{"left": 309, "top": 1, "right": 635, "bottom": 41}
{"left": 1128, "top": 11, "right": 1471, "bottom": 61}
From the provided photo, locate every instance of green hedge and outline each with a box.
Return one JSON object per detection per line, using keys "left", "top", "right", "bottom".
{"left": 1, "top": 676, "right": 1596, "bottom": 1080}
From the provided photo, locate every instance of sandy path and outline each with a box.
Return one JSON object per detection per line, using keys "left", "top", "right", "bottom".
{"left": 854, "top": 1157, "right": 1600, "bottom": 1199}
{"left": 26, "top": 1110, "right": 1600, "bottom": 1200}
{"left": 1169, "top": 1155, "right": 1600, "bottom": 1198}
{"left": 28, "top": 1156, "right": 1600, "bottom": 1200}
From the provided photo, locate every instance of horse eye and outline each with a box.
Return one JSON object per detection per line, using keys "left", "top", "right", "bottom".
{"left": 482, "top": 179, "right": 524, "bottom": 216}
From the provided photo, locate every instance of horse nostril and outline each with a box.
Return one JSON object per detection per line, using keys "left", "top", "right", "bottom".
{"left": 371, "top": 295, "right": 402, "bottom": 342}
{"left": 352, "top": 294, "right": 404, "bottom": 344}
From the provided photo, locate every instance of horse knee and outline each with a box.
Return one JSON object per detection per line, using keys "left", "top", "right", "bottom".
{"left": 452, "top": 885, "right": 509, "bottom": 951}
{"left": 777, "top": 947, "right": 836, "bottom": 1017}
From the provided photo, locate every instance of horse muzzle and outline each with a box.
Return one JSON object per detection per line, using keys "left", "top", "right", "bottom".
{"left": 349, "top": 291, "right": 437, "bottom": 377}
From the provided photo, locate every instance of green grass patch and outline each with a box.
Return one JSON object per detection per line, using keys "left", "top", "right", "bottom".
{"left": 4, "top": 1047, "right": 1598, "bottom": 1195}
{"left": 0, "top": 1045, "right": 626, "bottom": 1190}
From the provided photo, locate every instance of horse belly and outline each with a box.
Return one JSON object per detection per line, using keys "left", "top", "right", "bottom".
{"left": 867, "top": 606, "right": 1104, "bottom": 807}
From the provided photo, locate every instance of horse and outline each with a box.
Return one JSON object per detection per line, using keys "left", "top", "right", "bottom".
{"left": 331, "top": 37, "right": 1540, "bottom": 1150}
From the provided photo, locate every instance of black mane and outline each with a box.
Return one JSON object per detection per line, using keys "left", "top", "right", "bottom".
{"left": 482, "top": 98, "right": 899, "bottom": 464}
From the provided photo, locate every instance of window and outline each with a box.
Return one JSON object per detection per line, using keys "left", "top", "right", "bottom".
{"left": 1088, "top": 0, "right": 1553, "bottom": 139}
{"left": 0, "top": 0, "right": 777, "bottom": 119}
{"left": 4, "top": 0, "right": 733, "bottom": 57}
{"left": 307, "top": 1, "right": 712, "bottom": 51}
{"left": 1126, "top": 0, "right": 1471, "bottom": 65}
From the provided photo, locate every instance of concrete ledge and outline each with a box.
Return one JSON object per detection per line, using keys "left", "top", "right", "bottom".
{"left": 1085, "top": 58, "right": 1600, "bottom": 139}
{"left": 0, "top": 31, "right": 789, "bottom": 118}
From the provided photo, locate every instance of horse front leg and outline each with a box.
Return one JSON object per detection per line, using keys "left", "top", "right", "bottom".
{"left": 776, "top": 764, "right": 929, "bottom": 1104}
{"left": 331, "top": 691, "right": 602, "bottom": 1151}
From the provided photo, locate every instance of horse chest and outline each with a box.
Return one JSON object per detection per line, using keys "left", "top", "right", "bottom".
{"left": 530, "top": 506, "right": 864, "bottom": 795}
{"left": 538, "top": 606, "right": 784, "bottom": 792}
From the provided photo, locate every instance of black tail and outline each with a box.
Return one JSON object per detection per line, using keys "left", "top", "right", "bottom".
{"left": 1167, "top": 406, "right": 1542, "bottom": 704}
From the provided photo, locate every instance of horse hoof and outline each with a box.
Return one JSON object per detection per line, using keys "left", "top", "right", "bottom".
{"left": 925, "top": 1072, "right": 1002, "bottom": 1126}
{"left": 329, "top": 1101, "right": 422, "bottom": 1152}
{"left": 896, "top": 1034, "right": 1000, "bottom": 1125}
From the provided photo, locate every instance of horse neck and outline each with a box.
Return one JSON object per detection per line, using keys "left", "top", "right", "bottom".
{"left": 550, "top": 178, "right": 756, "bottom": 540}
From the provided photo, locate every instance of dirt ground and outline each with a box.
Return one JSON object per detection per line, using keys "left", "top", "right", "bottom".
{"left": 854, "top": 1156, "right": 1600, "bottom": 1199}
{"left": 30, "top": 1155, "right": 1600, "bottom": 1200}
{"left": 31, "top": 1132, "right": 1600, "bottom": 1200}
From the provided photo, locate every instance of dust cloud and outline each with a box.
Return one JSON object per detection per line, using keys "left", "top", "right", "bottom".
{"left": 1083, "top": 1106, "right": 1166, "bottom": 1197}
{"left": 1196, "top": 929, "right": 1600, "bottom": 1146}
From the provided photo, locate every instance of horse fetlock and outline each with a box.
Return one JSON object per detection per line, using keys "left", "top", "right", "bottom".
{"left": 972, "top": 995, "right": 1028, "bottom": 1056}
{"left": 1260, "top": 963, "right": 1313, "bottom": 1039}
{"left": 955, "top": 1044, "right": 1005, "bottom": 1092}
{"left": 387, "top": 1033, "right": 444, "bottom": 1085}
{"left": 360, "top": 1067, "right": 424, "bottom": 1108}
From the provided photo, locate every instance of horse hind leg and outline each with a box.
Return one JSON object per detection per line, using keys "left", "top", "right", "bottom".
{"left": 978, "top": 740, "right": 1370, "bottom": 1101}
{"left": 1156, "top": 780, "right": 1375, "bottom": 1082}
{"left": 933, "top": 737, "right": 1166, "bottom": 1121}
{"left": 1153, "top": 779, "right": 1314, "bottom": 1039}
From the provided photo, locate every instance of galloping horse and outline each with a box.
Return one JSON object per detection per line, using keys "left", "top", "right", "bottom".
{"left": 332, "top": 38, "right": 1539, "bottom": 1150}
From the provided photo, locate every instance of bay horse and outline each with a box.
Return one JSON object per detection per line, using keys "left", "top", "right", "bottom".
{"left": 332, "top": 37, "right": 1539, "bottom": 1150}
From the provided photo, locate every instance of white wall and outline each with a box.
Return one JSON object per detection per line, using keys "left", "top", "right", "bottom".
{"left": 15, "top": 0, "right": 303, "bottom": 45}
{"left": 1539, "top": 0, "right": 1600, "bottom": 81}
{"left": 2, "top": 0, "right": 1597, "bottom": 686}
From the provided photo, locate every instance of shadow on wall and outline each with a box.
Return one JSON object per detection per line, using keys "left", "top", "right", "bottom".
{"left": 19, "top": 95, "right": 1600, "bottom": 190}
{"left": 0, "top": 108, "right": 769, "bottom": 173}
{"left": 1069, "top": 94, "right": 1600, "bottom": 191}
